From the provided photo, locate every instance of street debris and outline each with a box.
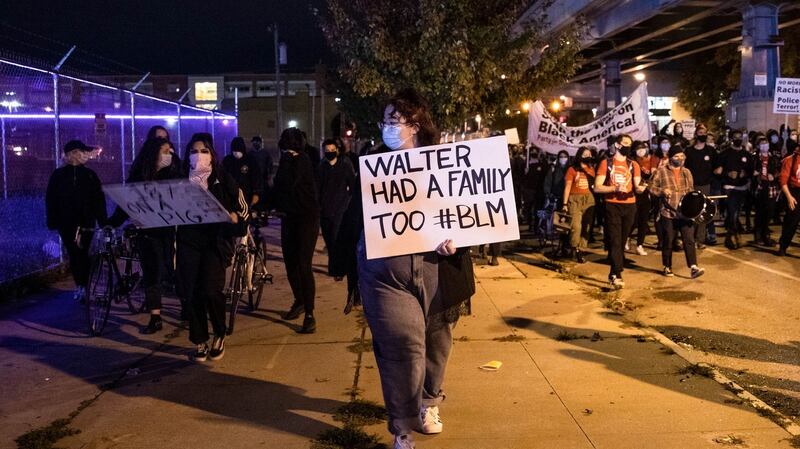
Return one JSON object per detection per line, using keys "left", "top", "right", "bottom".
{"left": 479, "top": 361, "right": 503, "bottom": 371}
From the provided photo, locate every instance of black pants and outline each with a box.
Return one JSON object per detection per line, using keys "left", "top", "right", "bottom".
{"left": 177, "top": 240, "right": 227, "bottom": 344}
{"left": 320, "top": 212, "right": 344, "bottom": 276}
{"left": 138, "top": 232, "right": 175, "bottom": 311}
{"left": 281, "top": 216, "right": 319, "bottom": 313}
{"left": 605, "top": 202, "right": 637, "bottom": 278}
{"left": 780, "top": 187, "right": 800, "bottom": 250}
{"left": 661, "top": 218, "right": 697, "bottom": 269}
{"left": 753, "top": 189, "right": 777, "bottom": 242}
{"left": 630, "top": 191, "right": 651, "bottom": 246}
{"left": 725, "top": 188, "right": 746, "bottom": 232}
{"left": 59, "top": 228, "right": 93, "bottom": 288}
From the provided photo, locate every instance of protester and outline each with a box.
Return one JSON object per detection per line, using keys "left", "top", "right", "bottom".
{"left": 628, "top": 141, "right": 652, "bottom": 255}
{"left": 562, "top": 146, "right": 596, "bottom": 263}
{"left": 777, "top": 142, "right": 800, "bottom": 256}
{"left": 649, "top": 145, "right": 705, "bottom": 278}
{"left": 317, "top": 138, "right": 356, "bottom": 277}
{"left": 301, "top": 130, "right": 321, "bottom": 168}
{"left": 594, "top": 134, "right": 644, "bottom": 289}
{"left": 144, "top": 125, "right": 178, "bottom": 289}
{"left": 222, "top": 137, "right": 263, "bottom": 207}
{"left": 271, "top": 127, "right": 321, "bottom": 334}
{"left": 109, "top": 137, "right": 183, "bottom": 333}
{"left": 177, "top": 133, "right": 248, "bottom": 362}
{"left": 544, "top": 150, "right": 569, "bottom": 211}
{"left": 714, "top": 129, "right": 754, "bottom": 249}
{"left": 660, "top": 119, "right": 689, "bottom": 147}
{"left": 45, "top": 140, "right": 107, "bottom": 302}
{"left": 684, "top": 123, "right": 716, "bottom": 247}
{"left": 146, "top": 125, "right": 170, "bottom": 141}
{"left": 753, "top": 136, "right": 780, "bottom": 246}
{"left": 249, "top": 135, "right": 274, "bottom": 195}
{"left": 522, "top": 148, "right": 547, "bottom": 230}
{"left": 356, "top": 88, "right": 474, "bottom": 449}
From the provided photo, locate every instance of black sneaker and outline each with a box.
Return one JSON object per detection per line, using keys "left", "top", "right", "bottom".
{"left": 690, "top": 265, "right": 705, "bottom": 279}
{"left": 141, "top": 315, "right": 163, "bottom": 335}
{"left": 192, "top": 343, "right": 209, "bottom": 362}
{"left": 297, "top": 314, "right": 316, "bottom": 334}
{"left": 777, "top": 247, "right": 787, "bottom": 257}
{"left": 209, "top": 335, "right": 225, "bottom": 361}
{"left": 284, "top": 302, "right": 305, "bottom": 320}
{"left": 663, "top": 267, "right": 674, "bottom": 277}
{"left": 575, "top": 249, "right": 586, "bottom": 264}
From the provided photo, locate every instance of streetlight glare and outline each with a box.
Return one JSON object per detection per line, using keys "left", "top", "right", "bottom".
{"left": 521, "top": 101, "right": 531, "bottom": 112}
{"left": 551, "top": 100, "right": 561, "bottom": 112}
{"left": 634, "top": 72, "right": 646, "bottom": 82}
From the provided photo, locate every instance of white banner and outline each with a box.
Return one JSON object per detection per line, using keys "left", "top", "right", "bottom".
{"left": 527, "top": 83, "right": 652, "bottom": 155}
{"left": 774, "top": 78, "right": 800, "bottom": 114}
{"left": 359, "top": 136, "right": 520, "bottom": 260}
{"left": 103, "top": 180, "right": 232, "bottom": 228}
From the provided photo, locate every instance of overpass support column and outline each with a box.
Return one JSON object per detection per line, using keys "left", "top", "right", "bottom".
{"left": 727, "top": 2, "right": 788, "bottom": 132}
{"left": 600, "top": 59, "right": 622, "bottom": 114}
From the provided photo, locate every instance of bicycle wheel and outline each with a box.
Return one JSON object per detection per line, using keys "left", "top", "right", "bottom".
{"left": 248, "top": 249, "right": 268, "bottom": 311}
{"left": 122, "top": 256, "right": 144, "bottom": 314}
{"left": 227, "top": 255, "right": 246, "bottom": 335}
{"left": 86, "top": 255, "right": 113, "bottom": 336}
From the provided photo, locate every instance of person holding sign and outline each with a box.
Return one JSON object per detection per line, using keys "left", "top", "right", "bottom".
{"left": 108, "top": 137, "right": 183, "bottom": 334}
{"left": 778, "top": 142, "right": 800, "bottom": 256}
{"left": 357, "top": 89, "right": 474, "bottom": 449}
{"left": 177, "top": 134, "right": 249, "bottom": 362}
{"left": 562, "top": 146, "right": 596, "bottom": 263}
{"left": 594, "top": 134, "right": 645, "bottom": 289}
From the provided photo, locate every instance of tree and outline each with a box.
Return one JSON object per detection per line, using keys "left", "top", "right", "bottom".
{"left": 315, "top": 0, "right": 586, "bottom": 136}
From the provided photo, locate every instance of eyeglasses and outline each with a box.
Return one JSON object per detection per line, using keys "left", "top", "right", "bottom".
{"left": 378, "top": 120, "right": 409, "bottom": 130}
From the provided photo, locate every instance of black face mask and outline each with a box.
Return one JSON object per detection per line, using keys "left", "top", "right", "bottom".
{"left": 324, "top": 151, "right": 337, "bottom": 160}
{"left": 696, "top": 135, "right": 707, "bottom": 143}
{"left": 618, "top": 145, "right": 632, "bottom": 157}
{"left": 732, "top": 138, "right": 743, "bottom": 147}
{"left": 581, "top": 157, "right": 594, "bottom": 164}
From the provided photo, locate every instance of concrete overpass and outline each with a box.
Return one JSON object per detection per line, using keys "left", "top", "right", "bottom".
{"left": 517, "top": 0, "right": 800, "bottom": 131}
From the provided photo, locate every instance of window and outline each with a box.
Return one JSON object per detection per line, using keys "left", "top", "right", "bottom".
{"left": 225, "top": 82, "right": 253, "bottom": 99}
{"left": 195, "top": 82, "right": 218, "bottom": 102}
{"left": 256, "top": 81, "right": 276, "bottom": 97}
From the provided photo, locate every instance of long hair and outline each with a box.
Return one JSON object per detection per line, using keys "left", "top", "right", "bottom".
{"left": 573, "top": 146, "right": 594, "bottom": 168}
{"left": 386, "top": 88, "right": 438, "bottom": 147}
{"left": 183, "top": 133, "right": 220, "bottom": 173}
{"left": 278, "top": 127, "right": 306, "bottom": 151}
{"left": 146, "top": 125, "right": 170, "bottom": 141}
{"left": 131, "top": 137, "right": 171, "bottom": 181}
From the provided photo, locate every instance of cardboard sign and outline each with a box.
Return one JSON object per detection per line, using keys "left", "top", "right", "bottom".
{"left": 504, "top": 128, "right": 520, "bottom": 145}
{"left": 103, "top": 180, "right": 232, "bottom": 228}
{"left": 359, "top": 136, "right": 519, "bottom": 259}
{"left": 680, "top": 119, "right": 696, "bottom": 140}
{"left": 774, "top": 78, "right": 800, "bottom": 114}
{"left": 527, "top": 83, "right": 651, "bottom": 155}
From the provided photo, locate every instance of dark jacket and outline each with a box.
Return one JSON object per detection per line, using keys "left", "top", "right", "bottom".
{"left": 684, "top": 144, "right": 716, "bottom": 186}
{"left": 222, "top": 153, "right": 263, "bottom": 203}
{"left": 271, "top": 151, "right": 320, "bottom": 219}
{"left": 543, "top": 162, "right": 568, "bottom": 202}
{"left": 317, "top": 157, "right": 356, "bottom": 218}
{"left": 45, "top": 164, "right": 107, "bottom": 231}
{"left": 715, "top": 147, "right": 754, "bottom": 188}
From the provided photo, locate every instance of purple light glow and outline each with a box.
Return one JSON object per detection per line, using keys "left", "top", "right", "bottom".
{"left": 0, "top": 114, "right": 236, "bottom": 120}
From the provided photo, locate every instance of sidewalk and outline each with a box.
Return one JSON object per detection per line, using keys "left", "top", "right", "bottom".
{"left": 0, "top": 227, "right": 795, "bottom": 448}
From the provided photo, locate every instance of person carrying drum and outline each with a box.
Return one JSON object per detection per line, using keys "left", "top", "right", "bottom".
{"left": 649, "top": 145, "right": 706, "bottom": 279}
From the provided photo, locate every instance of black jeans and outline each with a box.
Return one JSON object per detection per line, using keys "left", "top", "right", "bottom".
{"left": 780, "top": 187, "right": 800, "bottom": 250}
{"left": 138, "top": 232, "right": 175, "bottom": 311}
{"left": 281, "top": 215, "right": 320, "bottom": 312}
{"left": 661, "top": 217, "right": 697, "bottom": 269}
{"left": 177, "top": 240, "right": 227, "bottom": 344}
{"left": 320, "top": 212, "right": 344, "bottom": 276}
{"left": 630, "top": 191, "right": 651, "bottom": 246}
{"left": 724, "top": 188, "right": 747, "bottom": 232}
{"left": 59, "top": 228, "right": 93, "bottom": 288}
{"left": 605, "top": 202, "right": 637, "bottom": 278}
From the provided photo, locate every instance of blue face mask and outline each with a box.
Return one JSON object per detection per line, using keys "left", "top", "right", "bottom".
{"left": 382, "top": 124, "right": 411, "bottom": 150}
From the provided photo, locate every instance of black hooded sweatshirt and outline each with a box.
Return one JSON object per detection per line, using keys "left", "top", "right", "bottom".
{"left": 45, "top": 164, "right": 107, "bottom": 231}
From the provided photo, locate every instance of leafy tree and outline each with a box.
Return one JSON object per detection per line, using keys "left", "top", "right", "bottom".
{"left": 315, "top": 0, "right": 586, "bottom": 136}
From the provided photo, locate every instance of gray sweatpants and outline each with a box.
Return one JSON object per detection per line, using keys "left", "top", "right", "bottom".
{"left": 357, "top": 235, "right": 453, "bottom": 435}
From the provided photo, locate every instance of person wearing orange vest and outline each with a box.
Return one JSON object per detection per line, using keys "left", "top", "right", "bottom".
{"left": 778, "top": 144, "right": 800, "bottom": 256}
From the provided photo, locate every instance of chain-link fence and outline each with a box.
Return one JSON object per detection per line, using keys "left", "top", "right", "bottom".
{"left": 0, "top": 56, "right": 238, "bottom": 284}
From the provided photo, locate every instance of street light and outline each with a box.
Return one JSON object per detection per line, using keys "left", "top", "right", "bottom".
{"left": 634, "top": 72, "right": 646, "bottom": 82}
{"left": 521, "top": 101, "right": 531, "bottom": 112}
{"left": 475, "top": 114, "right": 482, "bottom": 130}
{"left": 550, "top": 100, "right": 561, "bottom": 112}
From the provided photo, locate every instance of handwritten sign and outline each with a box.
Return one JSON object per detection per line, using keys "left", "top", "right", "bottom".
{"left": 103, "top": 180, "right": 231, "bottom": 228}
{"left": 359, "top": 136, "right": 519, "bottom": 260}
{"left": 774, "top": 78, "right": 800, "bottom": 114}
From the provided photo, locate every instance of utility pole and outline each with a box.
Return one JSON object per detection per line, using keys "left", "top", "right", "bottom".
{"left": 273, "top": 23, "right": 282, "bottom": 140}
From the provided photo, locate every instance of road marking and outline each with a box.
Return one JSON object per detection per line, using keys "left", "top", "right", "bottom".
{"left": 266, "top": 335, "right": 289, "bottom": 369}
{"left": 705, "top": 247, "right": 800, "bottom": 282}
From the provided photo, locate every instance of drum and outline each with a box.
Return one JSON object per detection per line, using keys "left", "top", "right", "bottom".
{"left": 677, "top": 190, "right": 716, "bottom": 224}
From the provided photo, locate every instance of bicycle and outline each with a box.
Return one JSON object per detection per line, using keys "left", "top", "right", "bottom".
{"left": 85, "top": 227, "right": 143, "bottom": 336}
{"left": 225, "top": 211, "right": 273, "bottom": 335}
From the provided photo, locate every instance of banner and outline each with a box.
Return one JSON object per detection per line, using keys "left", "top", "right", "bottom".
{"left": 103, "top": 180, "right": 232, "bottom": 228}
{"left": 359, "top": 136, "right": 519, "bottom": 260}
{"left": 773, "top": 78, "right": 800, "bottom": 114}
{"left": 527, "top": 83, "right": 652, "bottom": 155}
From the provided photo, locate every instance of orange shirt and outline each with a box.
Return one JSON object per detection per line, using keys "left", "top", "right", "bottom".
{"left": 598, "top": 158, "right": 641, "bottom": 204}
{"left": 565, "top": 166, "right": 595, "bottom": 196}
{"left": 671, "top": 167, "right": 682, "bottom": 185}
{"left": 779, "top": 153, "right": 800, "bottom": 188}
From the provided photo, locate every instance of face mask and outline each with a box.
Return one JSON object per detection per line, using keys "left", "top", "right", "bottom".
{"left": 252, "top": 142, "right": 262, "bottom": 150}
{"left": 324, "top": 151, "right": 337, "bottom": 161}
{"left": 660, "top": 142, "right": 670, "bottom": 152}
{"left": 382, "top": 124, "right": 411, "bottom": 150}
{"left": 581, "top": 156, "right": 593, "bottom": 164}
{"left": 696, "top": 135, "right": 707, "bottom": 143}
{"left": 558, "top": 157, "right": 568, "bottom": 166}
{"left": 759, "top": 143, "right": 769, "bottom": 153}
{"left": 618, "top": 145, "right": 632, "bottom": 157}
{"left": 770, "top": 136, "right": 779, "bottom": 144}
{"left": 669, "top": 158, "right": 683, "bottom": 168}
{"left": 157, "top": 152, "right": 172, "bottom": 169}
{"left": 189, "top": 153, "right": 212, "bottom": 171}
{"left": 233, "top": 151, "right": 244, "bottom": 159}
{"left": 636, "top": 148, "right": 648, "bottom": 158}
{"left": 732, "top": 138, "right": 743, "bottom": 147}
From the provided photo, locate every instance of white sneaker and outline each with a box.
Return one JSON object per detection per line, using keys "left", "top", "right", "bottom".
{"left": 624, "top": 240, "right": 630, "bottom": 251}
{"left": 636, "top": 245, "right": 648, "bottom": 256}
{"left": 419, "top": 405, "right": 443, "bottom": 434}
{"left": 393, "top": 433, "right": 415, "bottom": 449}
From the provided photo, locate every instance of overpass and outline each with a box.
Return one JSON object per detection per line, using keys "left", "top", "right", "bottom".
{"left": 517, "top": 0, "right": 800, "bottom": 131}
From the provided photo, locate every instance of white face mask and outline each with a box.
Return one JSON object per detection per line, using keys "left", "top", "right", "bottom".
{"left": 558, "top": 157, "right": 568, "bottom": 165}
{"left": 232, "top": 151, "right": 244, "bottom": 159}
{"left": 636, "top": 148, "right": 648, "bottom": 158}
{"left": 759, "top": 143, "right": 769, "bottom": 153}
{"left": 189, "top": 153, "right": 212, "bottom": 171}
{"left": 770, "top": 136, "right": 779, "bottom": 144}
{"left": 660, "top": 142, "right": 671, "bottom": 152}
{"left": 157, "top": 152, "right": 172, "bottom": 169}
{"left": 382, "top": 124, "right": 411, "bottom": 150}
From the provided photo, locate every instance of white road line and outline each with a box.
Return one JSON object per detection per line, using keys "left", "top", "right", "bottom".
{"left": 266, "top": 335, "right": 290, "bottom": 370}
{"left": 704, "top": 247, "right": 800, "bottom": 282}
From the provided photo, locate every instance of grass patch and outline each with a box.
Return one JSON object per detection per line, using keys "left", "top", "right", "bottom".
{"left": 493, "top": 334, "right": 526, "bottom": 342}
{"left": 333, "top": 400, "right": 387, "bottom": 427}
{"left": 555, "top": 331, "right": 588, "bottom": 342}
{"left": 347, "top": 339, "right": 373, "bottom": 354}
{"left": 15, "top": 419, "right": 80, "bottom": 449}
{"left": 311, "top": 424, "right": 387, "bottom": 449}
{"left": 677, "top": 363, "right": 715, "bottom": 378}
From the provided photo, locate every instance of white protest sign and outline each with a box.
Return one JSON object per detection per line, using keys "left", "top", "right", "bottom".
{"left": 103, "top": 180, "right": 232, "bottom": 228}
{"left": 359, "top": 136, "right": 519, "bottom": 260}
{"left": 504, "top": 128, "right": 520, "bottom": 145}
{"left": 680, "top": 119, "right": 696, "bottom": 140}
{"left": 527, "top": 83, "right": 651, "bottom": 155}
{"left": 774, "top": 78, "right": 800, "bottom": 114}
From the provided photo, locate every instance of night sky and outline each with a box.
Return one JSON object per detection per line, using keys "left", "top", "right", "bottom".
{"left": 0, "top": 0, "right": 331, "bottom": 75}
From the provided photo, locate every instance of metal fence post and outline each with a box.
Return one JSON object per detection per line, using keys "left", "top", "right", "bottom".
{"left": 120, "top": 117, "right": 126, "bottom": 185}
{"left": 211, "top": 111, "right": 216, "bottom": 148}
{"left": 176, "top": 103, "right": 182, "bottom": 151}
{"left": 1, "top": 117, "right": 6, "bottom": 199}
